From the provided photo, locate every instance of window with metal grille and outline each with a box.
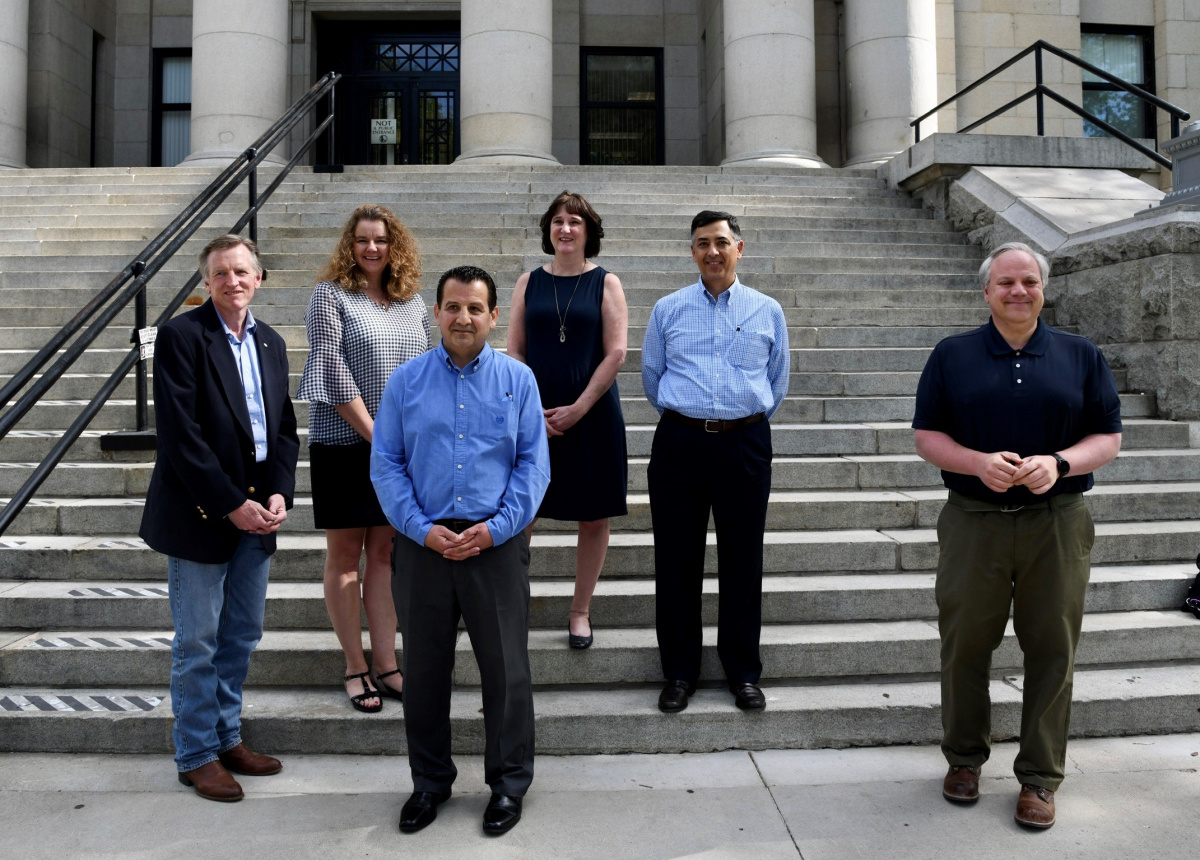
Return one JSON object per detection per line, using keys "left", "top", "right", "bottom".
{"left": 581, "top": 48, "right": 664, "bottom": 165}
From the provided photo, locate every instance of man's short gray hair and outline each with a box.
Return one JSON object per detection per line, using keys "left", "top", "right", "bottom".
{"left": 978, "top": 242, "right": 1049, "bottom": 288}
{"left": 199, "top": 234, "right": 262, "bottom": 280}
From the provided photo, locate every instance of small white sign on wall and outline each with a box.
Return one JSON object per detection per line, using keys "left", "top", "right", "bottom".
{"left": 371, "top": 118, "right": 398, "bottom": 145}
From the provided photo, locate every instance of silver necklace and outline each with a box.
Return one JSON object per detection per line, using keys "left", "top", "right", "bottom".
{"left": 551, "top": 265, "right": 584, "bottom": 343}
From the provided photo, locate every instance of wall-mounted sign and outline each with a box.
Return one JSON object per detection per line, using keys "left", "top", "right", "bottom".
{"left": 370, "top": 118, "right": 398, "bottom": 145}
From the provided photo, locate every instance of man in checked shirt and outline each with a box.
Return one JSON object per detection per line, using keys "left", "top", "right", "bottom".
{"left": 642, "top": 210, "right": 790, "bottom": 714}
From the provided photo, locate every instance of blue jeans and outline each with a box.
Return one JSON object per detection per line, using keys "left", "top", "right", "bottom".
{"left": 167, "top": 532, "right": 271, "bottom": 772}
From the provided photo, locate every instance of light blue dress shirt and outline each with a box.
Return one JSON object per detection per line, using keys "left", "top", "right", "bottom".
{"left": 218, "top": 309, "right": 268, "bottom": 463}
{"left": 371, "top": 342, "right": 551, "bottom": 548}
{"left": 642, "top": 278, "right": 790, "bottom": 420}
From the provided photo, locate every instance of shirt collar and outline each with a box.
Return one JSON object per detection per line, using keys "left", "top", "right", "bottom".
{"left": 984, "top": 317, "right": 1047, "bottom": 356}
{"left": 218, "top": 308, "right": 257, "bottom": 344}
{"left": 436, "top": 341, "right": 493, "bottom": 373}
{"left": 693, "top": 276, "right": 742, "bottom": 306}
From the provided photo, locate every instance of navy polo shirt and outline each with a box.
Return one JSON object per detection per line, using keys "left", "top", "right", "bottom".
{"left": 912, "top": 319, "right": 1122, "bottom": 504}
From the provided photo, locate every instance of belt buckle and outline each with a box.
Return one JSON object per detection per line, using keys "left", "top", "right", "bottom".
{"left": 703, "top": 419, "right": 720, "bottom": 433}
{"left": 999, "top": 504, "right": 1025, "bottom": 513}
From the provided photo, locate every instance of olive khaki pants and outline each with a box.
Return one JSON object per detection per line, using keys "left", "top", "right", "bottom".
{"left": 935, "top": 491, "right": 1093, "bottom": 791}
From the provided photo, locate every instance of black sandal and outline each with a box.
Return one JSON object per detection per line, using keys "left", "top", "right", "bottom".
{"left": 345, "top": 671, "right": 382, "bottom": 713}
{"left": 373, "top": 668, "right": 404, "bottom": 702}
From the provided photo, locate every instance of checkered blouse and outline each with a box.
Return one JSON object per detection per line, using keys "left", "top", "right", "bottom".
{"left": 297, "top": 280, "right": 431, "bottom": 446}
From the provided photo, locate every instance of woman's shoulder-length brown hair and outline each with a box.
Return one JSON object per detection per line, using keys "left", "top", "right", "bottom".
{"left": 539, "top": 190, "right": 604, "bottom": 258}
{"left": 318, "top": 203, "right": 422, "bottom": 302}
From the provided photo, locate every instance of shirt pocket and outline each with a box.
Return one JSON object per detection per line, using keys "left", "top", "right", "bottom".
{"left": 727, "top": 329, "right": 771, "bottom": 371}
{"left": 473, "top": 397, "right": 516, "bottom": 442}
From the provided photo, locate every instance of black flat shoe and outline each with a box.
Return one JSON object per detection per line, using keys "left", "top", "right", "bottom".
{"left": 729, "top": 682, "right": 766, "bottom": 711}
{"left": 658, "top": 679, "right": 694, "bottom": 713}
{"left": 568, "top": 610, "right": 593, "bottom": 649}
{"left": 373, "top": 667, "right": 404, "bottom": 701}
{"left": 344, "top": 671, "right": 382, "bottom": 713}
{"left": 482, "top": 793, "right": 522, "bottom": 836}
{"left": 399, "top": 790, "right": 451, "bottom": 833}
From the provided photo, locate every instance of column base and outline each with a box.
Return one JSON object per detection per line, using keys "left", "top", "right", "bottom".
{"left": 721, "top": 149, "right": 828, "bottom": 169}
{"left": 455, "top": 146, "right": 559, "bottom": 166}
{"left": 0, "top": 158, "right": 28, "bottom": 169}
{"left": 843, "top": 150, "right": 904, "bottom": 168}
{"left": 182, "top": 147, "right": 289, "bottom": 167}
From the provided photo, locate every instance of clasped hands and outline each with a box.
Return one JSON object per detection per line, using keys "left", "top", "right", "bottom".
{"left": 424, "top": 523, "right": 494, "bottom": 560}
{"left": 228, "top": 494, "right": 288, "bottom": 534}
{"left": 980, "top": 452, "right": 1058, "bottom": 495}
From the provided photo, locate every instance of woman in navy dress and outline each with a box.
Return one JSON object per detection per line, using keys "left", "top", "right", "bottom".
{"left": 507, "top": 191, "right": 628, "bottom": 648}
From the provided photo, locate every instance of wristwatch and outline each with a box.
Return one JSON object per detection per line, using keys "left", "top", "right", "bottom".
{"left": 1052, "top": 452, "right": 1070, "bottom": 476}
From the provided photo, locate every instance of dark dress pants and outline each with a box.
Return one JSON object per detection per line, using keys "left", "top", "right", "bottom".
{"left": 648, "top": 416, "right": 772, "bottom": 686}
{"left": 392, "top": 532, "right": 534, "bottom": 797}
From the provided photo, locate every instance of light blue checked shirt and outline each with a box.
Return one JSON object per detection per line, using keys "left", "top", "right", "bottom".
{"left": 642, "top": 278, "right": 789, "bottom": 421}
{"left": 217, "top": 309, "right": 268, "bottom": 463}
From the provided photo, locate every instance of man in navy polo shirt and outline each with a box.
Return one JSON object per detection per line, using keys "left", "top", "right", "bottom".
{"left": 912, "top": 242, "right": 1122, "bottom": 830}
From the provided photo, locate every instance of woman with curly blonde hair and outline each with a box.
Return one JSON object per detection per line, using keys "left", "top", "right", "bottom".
{"left": 298, "top": 203, "right": 430, "bottom": 713}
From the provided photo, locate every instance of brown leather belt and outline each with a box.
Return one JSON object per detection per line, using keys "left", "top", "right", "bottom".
{"left": 663, "top": 409, "right": 765, "bottom": 433}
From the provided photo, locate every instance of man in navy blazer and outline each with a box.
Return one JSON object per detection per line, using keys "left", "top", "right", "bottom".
{"left": 140, "top": 234, "right": 299, "bottom": 802}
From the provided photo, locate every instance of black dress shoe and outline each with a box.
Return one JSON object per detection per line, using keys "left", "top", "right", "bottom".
{"left": 399, "top": 790, "right": 451, "bottom": 833}
{"left": 729, "top": 682, "right": 766, "bottom": 710}
{"left": 658, "top": 679, "right": 695, "bottom": 713}
{"left": 482, "top": 793, "right": 522, "bottom": 836}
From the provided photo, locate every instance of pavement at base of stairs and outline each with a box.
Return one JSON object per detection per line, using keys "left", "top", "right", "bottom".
{"left": 0, "top": 734, "right": 1195, "bottom": 860}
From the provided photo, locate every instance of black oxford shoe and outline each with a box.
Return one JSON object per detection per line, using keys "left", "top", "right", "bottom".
{"left": 658, "top": 680, "right": 695, "bottom": 713}
{"left": 482, "top": 793, "right": 522, "bottom": 836}
{"left": 398, "top": 790, "right": 451, "bottom": 833}
{"left": 729, "top": 682, "right": 766, "bottom": 710}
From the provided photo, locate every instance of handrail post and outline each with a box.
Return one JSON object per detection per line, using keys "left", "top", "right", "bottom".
{"left": 329, "top": 85, "right": 337, "bottom": 165}
{"left": 128, "top": 260, "right": 150, "bottom": 433}
{"left": 134, "top": 284, "right": 149, "bottom": 432}
{"left": 1172, "top": 114, "right": 1181, "bottom": 139}
{"left": 246, "top": 147, "right": 259, "bottom": 244}
{"left": 1034, "top": 45, "right": 1045, "bottom": 136}
{"left": 914, "top": 118, "right": 921, "bottom": 143}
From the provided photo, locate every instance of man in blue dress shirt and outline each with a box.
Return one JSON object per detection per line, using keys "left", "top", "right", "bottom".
{"left": 642, "top": 211, "right": 789, "bottom": 714}
{"left": 372, "top": 265, "right": 550, "bottom": 837}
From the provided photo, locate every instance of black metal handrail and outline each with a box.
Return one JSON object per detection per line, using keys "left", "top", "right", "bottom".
{"left": 911, "top": 40, "right": 1189, "bottom": 170}
{"left": 0, "top": 72, "right": 342, "bottom": 536}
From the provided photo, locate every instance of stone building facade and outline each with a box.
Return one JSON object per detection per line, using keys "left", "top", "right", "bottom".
{"left": 1, "top": 0, "right": 1197, "bottom": 172}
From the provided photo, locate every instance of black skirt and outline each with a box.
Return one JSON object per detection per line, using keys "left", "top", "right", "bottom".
{"left": 309, "top": 441, "right": 390, "bottom": 530}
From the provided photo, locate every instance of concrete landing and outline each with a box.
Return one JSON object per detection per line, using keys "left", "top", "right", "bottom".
{"left": 0, "top": 734, "right": 1195, "bottom": 859}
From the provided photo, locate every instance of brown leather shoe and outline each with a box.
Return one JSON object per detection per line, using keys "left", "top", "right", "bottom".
{"left": 942, "top": 764, "right": 981, "bottom": 803}
{"left": 178, "top": 760, "right": 243, "bottom": 802}
{"left": 1015, "top": 783, "right": 1055, "bottom": 829}
{"left": 218, "top": 742, "right": 283, "bottom": 776}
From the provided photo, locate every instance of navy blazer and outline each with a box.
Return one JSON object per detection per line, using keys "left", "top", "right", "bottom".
{"left": 139, "top": 300, "right": 300, "bottom": 563}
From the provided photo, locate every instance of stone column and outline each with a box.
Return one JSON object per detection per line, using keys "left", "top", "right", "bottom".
{"left": 456, "top": 0, "right": 557, "bottom": 164}
{"left": 183, "top": 0, "right": 290, "bottom": 166}
{"left": 0, "top": 0, "right": 29, "bottom": 169}
{"left": 721, "top": 0, "right": 824, "bottom": 167}
{"left": 843, "top": 0, "right": 938, "bottom": 166}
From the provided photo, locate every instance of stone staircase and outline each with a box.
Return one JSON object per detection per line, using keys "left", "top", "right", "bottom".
{"left": 0, "top": 164, "right": 1197, "bottom": 756}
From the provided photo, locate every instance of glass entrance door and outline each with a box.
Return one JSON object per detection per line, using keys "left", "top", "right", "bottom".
{"left": 316, "top": 22, "right": 460, "bottom": 166}
{"left": 365, "top": 86, "right": 457, "bottom": 165}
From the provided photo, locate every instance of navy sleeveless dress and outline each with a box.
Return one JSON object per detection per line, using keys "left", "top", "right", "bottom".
{"left": 523, "top": 265, "right": 628, "bottom": 521}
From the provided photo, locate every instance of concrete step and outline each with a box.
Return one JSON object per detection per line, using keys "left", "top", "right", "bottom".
{"left": 1, "top": 446, "right": 1195, "bottom": 498}
{"left": 5, "top": 479, "right": 1199, "bottom": 536}
{"left": 1, "top": 664, "right": 1197, "bottom": 755}
{"left": 0, "top": 438, "right": 1190, "bottom": 500}
{"left": 2, "top": 608, "right": 1197, "bottom": 689}
{"left": 0, "top": 564, "right": 1189, "bottom": 630}
{"left": 2, "top": 519, "right": 1199, "bottom": 581}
